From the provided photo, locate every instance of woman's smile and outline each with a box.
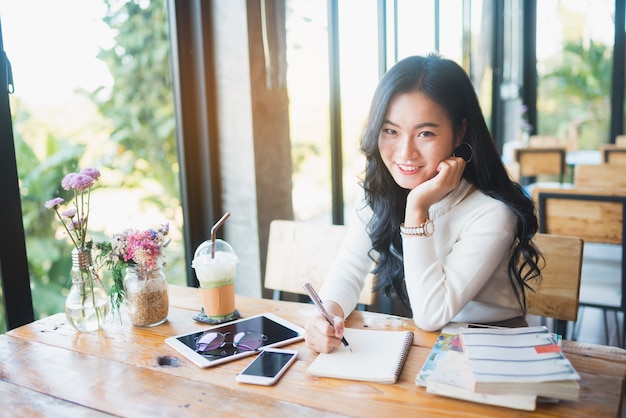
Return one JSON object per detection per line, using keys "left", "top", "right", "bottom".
{"left": 378, "top": 91, "right": 458, "bottom": 190}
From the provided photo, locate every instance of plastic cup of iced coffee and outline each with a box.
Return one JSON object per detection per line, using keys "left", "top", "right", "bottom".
{"left": 191, "top": 239, "right": 238, "bottom": 321}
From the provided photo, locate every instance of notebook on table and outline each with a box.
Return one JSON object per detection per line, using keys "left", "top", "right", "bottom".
{"left": 306, "top": 327, "right": 414, "bottom": 384}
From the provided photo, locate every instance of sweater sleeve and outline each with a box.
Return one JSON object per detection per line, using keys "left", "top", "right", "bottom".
{"left": 403, "top": 195, "right": 517, "bottom": 331}
{"left": 319, "top": 203, "right": 376, "bottom": 318}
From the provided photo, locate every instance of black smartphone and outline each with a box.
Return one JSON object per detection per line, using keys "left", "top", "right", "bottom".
{"left": 235, "top": 348, "right": 298, "bottom": 386}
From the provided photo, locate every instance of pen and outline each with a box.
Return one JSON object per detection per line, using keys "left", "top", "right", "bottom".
{"left": 302, "top": 282, "right": 352, "bottom": 353}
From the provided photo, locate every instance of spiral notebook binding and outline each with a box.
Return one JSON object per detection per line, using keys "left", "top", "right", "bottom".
{"left": 394, "top": 331, "right": 414, "bottom": 382}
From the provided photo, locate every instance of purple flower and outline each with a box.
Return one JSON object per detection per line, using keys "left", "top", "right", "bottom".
{"left": 61, "top": 172, "right": 95, "bottom": 191}
{"left": 67, "top": 219, "right": 78, "bottom": 231}
{"left": 80, "top": 168, "right": 101, "bottom": 180}
{"left": 72, "top": 174, "right": 95, "bottom": 192}
{"left": 44, "top": 197, "right": 64, "bottom": 209}
{"left": 47, "top": 167, "right": 102, "bottom": 250}
{"left": 61, "top": 173, "right": 78, "bottom": 190}
{"left": 60, "top": 208, "right": 77, "bottom": 218}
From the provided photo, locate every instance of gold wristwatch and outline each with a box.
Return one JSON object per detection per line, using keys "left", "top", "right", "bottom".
{"left": 400, "top": 220, "right": 435, "bottom": 237}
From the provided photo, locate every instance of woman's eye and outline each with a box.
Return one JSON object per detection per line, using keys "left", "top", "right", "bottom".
{"left": 418, "top": 131, "right": 435, "bottom": 138}
{"left": 382, "top": 128, "right": 397, "bottom": 135}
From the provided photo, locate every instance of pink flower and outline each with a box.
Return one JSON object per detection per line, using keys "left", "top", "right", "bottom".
{"left": 67, "top": 219, "right": 80, "bottom": 231}
{"left": 61, "top": 173, "right": 78, "bottom": 191}
{"left": 44, "top": 197, "right": 64, "bottom": 209}
{"left": 61, "top": 172, "right": 96, "bottom": 192}
{"left": 46, "top": 167, "right": 102, "bottom": 250}
{"left": 72, "top": 174, "right": 95, "bottom": 192}
{"left": 60, "top": 208, "right": 77, "bottom": 218}
{"left": 80, "top": 168, "right": 101, "bottom": 180}
{"left": 105, "top": 224, "right": 170, "bottom": 270}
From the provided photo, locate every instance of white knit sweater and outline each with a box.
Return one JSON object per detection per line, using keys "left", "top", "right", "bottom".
{"left": 319, "top": 179, "right": 523, "bottom": 331}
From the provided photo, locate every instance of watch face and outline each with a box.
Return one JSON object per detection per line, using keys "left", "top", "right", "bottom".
{"left": 424, "top": 220, "right": 435, "bottom": 236}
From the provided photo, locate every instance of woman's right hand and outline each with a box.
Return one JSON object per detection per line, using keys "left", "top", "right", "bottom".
{"left": 304, "top": 300, "right": 346, "bottom": 354}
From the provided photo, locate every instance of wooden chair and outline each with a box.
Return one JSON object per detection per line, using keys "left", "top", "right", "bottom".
{"left": 504, "top": 161, "right": 521, "bottom": 182}
{"left": 574, "top": 164, "right": 626, "bottom": 189}
{"left": 600, "top": 144, "right": 626, "bottom": 164}
{"left": 529, "top": 135, "right": 578, "bottom": 151}
{"left": 264, "top": 220, "right": 375, "bottom": 306}
{"left": 514, "top": 147, "right": 567, "bottom": 184}
{"left": 615, "top": 135, "right": 626, "bottom": 147}
{"left": 526, "top": 233, "right": 584, "bottom": 338}
{"left": 532, "top": 187, "right": 626, "bottom": 346}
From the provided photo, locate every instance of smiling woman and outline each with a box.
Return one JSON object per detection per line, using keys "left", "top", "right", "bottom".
{"left": 377, "top": 91, "right": 464, "bottom": 192}
{"left": 304, "top": 54, "right": 543, "bottom": 353}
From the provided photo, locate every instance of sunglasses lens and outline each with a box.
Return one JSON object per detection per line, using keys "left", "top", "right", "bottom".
{"left": 196, "top": 332, "right": 225, "bottom": 352}
{"left": 233, "top": 331, "right": 266, "bottom": 351}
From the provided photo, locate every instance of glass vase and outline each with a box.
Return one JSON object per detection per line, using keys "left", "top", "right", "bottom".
{"left": 65, "top": 248, "right": 110, "bottom": 332}
{"left": 124, "top": 265, "right": 169, "bottom": 327}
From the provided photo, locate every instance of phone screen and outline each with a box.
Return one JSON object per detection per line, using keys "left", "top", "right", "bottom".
{"left": 241, "top": 350, "right": 296, "bottom": 377}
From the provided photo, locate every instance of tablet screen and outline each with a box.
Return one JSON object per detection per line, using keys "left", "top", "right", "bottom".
{"left": 165, "top": 313, "right": 303, "bottom": 367}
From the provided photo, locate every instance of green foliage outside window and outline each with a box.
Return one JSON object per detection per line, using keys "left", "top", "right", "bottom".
{"left": 539, "top": 39, "right": 612, "bottom": 149}
{"left": 1, "top": 0, "right": 183, "bottom": 333}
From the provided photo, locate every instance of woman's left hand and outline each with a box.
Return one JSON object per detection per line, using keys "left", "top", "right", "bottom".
{"left": 405, "top": 156, "right": 466, "bottom": 224}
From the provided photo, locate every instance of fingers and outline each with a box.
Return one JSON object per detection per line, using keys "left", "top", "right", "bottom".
{"left": 406, "top": 156, "right": 466, "bottom": 213}
{"left": 304, "top": 312, "right": 345, "bottom": 354}
{"left": 438, "top": 155, "right": 466, "bottom": 177}
{"left": 331, "top": 315, "right": 345, "bottom": 339}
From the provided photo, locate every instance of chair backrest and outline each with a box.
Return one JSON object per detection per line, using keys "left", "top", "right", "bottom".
{"left": 574, "top": 164, "right": 626, "bottom": 189}
{"left": 504, "top": 161, "right": 520, "bottom": 182}
{"left": 526, "top": 233, "right": 583, "bottom": 322}
{"left": 615, "top": 135, "right": 626, "bottom": 147}
{"left": 528, "top": 135, "right": 561, "bottom": 148}
{"left": 528, "top": 135, "right": 577, "bottom": 151}
{"left": 514, "top": 147, "right": 566, "bottom": 182}
{"left": 532, "top": 187, "right": 626, "bottom": 313}
{"left": 600, "top": 144, "right": 626, "bottom": 164}
{"left": 532, "top": 187, "right": 626, "bottom": 245}
{"left": 264, "top": 220, "right": 375, "bottom": 305}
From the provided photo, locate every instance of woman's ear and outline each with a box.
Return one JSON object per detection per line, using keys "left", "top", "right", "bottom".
{"left": 455, "top": 118, "right": 468, "bottom": 147}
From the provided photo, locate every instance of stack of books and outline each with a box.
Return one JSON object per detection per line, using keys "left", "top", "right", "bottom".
{"left": 416, "top": 325, "right": 580, "bottom": 411}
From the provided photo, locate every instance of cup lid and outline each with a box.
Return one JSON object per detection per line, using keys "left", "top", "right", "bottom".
{"left": 192, "top": 239, "right": 237, "bottom": 267}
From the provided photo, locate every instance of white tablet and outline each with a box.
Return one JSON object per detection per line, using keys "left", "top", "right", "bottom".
{"left": 165, "top": 313, "right": 304, "bottom": 368}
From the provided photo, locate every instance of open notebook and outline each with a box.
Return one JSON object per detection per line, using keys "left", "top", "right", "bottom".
{"left": 306, "top": 327, "right": 414, "bottom": 384}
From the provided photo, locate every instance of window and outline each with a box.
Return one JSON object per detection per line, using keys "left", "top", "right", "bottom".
{"left": 1, "top": 0, "right": 185, "bottom": 326}
{"left": 536, "top": 0, "right": 615, "bottom": 149}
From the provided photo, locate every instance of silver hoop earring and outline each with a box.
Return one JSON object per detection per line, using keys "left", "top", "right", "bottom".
{"left": 453, "top": 142, "right": 473, "bottom": 164}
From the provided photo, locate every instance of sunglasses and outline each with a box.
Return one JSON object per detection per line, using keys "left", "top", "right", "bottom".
{"left": 195, "top": 331, "right": 267, "bottom": 354}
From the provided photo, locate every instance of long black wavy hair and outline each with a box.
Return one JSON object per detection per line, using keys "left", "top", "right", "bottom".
{"left": 360, "top": 54, "right": 542, "bottom": 313}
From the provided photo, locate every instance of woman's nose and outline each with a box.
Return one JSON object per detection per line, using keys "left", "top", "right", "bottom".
{"left": 398, "top": 135, "right": 419, "bottom": 159}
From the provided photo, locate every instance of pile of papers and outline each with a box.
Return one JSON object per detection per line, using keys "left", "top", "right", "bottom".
{"left": 416, "top": 325, "right": 580, "bottom": 411}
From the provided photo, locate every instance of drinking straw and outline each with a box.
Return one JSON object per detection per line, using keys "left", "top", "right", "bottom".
{"left": 210, "top": 212, "right": 231, "bottom": 258}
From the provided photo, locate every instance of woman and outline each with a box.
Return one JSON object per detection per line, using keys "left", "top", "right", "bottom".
{"left": 305, "top": 54, "right": 542, "bottom": 354}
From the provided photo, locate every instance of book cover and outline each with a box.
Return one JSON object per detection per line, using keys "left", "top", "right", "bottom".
{"left": 459, "top": 325, "right": 580, "bottom": 401}
{"left": 415, "top": 325, "right": 464, "bottom": 387}
{"left": 306, "top": 327, "right": 414, "bottom": 384}
{"left": 417, "top": 325, "right": 538, "bottom": 411}
{"left": 426, "top": 351, "right": 537, "bottom": 411}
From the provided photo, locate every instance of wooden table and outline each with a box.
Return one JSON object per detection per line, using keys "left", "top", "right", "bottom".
{"left": 1, "top": 285, "right": 625, "bottom": 417}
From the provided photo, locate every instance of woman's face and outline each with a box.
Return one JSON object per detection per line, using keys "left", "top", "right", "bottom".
{"left": 378, "top": 91, "right": 463, "bottom": 190}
